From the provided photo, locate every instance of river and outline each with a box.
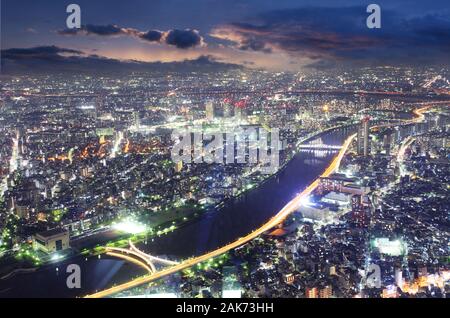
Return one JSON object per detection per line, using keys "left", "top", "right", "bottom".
{"left": 0, "top": 127, "right": 352, "bottom": 298}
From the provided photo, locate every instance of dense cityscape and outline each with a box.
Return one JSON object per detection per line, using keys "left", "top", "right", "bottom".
{"left": 0, "top": 0, "right": 449, "bottom": 302}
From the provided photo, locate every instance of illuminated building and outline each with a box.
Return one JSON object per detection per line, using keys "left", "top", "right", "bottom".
{"left": 298, "top": 199, "right": 336, "bottom": 221}
{"left": 395, "top": 268, "right": 403, "bottom": 287}
{"left": 222, "top": 99, "right": 233, "bottom": 118}
{"left": 329, "top": 266, "right": 337, "bottom": 276}
{"left": 305, "top": 287, "right": 318, "bottom": 298}
{"left": 351, "top": 195, "right": 370, "bottom": 228}
{"left": 382, "top": 130, "right": 393, "bottom": 154}
{"left": 357, "top": 117, "right": 370, "bottom": 156}
{"left": 318, "top": 174, "right": 368, "bottom": 196}
{"left": 372, "top": 238, "right": 407, "bottom": 256}
{"left": 222, "top": 266, "right": 242, "bottom": 298}
{"left": 15, "top": 204, "right": 30, "bottom": 220}
{"left": 284, "top": 273, "right": 295, "bottom": 285}
{"left": 96, "top": 127, "right": 115, "bottom": 137}
{"left": 175, "top": 161, "right": 183, "bottom": 173}
{"left": 321, "top": 191, "right": 352, "bottom": 206}
{"left": 205, "top": 101, "right": 214, "bottom": 121}
{"left": 33, "top": 228, "right": 70, "bottom": 254}
{"left": 133, "top": 111, "right": 141, "bottom": 129}
{"left": 319, "top": 286, "right": 333, "bottom": 298}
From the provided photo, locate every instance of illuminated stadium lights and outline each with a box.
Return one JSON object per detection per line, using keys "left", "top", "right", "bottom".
{"left": 113, "top": 219, "right": 147, "bottom": 234}
{"left": 372, "top": 238, "right": 407, "bottom": 256}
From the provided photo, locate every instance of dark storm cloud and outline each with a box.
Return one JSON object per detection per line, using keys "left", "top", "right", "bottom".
{"left": 58, "top": 24, "right": 204, "bottom": 49}
{"left": 164, "top": 29, "right": 203, "bottom": 49}
{"left": 139, "top": 30, "right": 164, "bottom": 42}
{"left": 1, "top": 46, "right": 83, "bottom": 60}
{"left": 211, "top": 6, "right": 450, "bottom": 66}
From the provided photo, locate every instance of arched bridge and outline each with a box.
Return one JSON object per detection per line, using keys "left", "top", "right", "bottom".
{"left": 105, "top": 240, "right": 179, "bottom": 274}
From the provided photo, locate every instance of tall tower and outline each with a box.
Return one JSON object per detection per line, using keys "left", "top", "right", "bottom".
{"left": 357, "top": 117, "right": 370, "bottom": 156}
{"left": 383, "top": 129, "right": 393, "bottom": 155}
{"left": 205, "top": 101, "right": 214, "bottom": 121}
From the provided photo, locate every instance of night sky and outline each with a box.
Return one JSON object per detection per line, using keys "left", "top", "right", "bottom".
{"left": 1, "top": 0, "right": 450, "bottom": 71}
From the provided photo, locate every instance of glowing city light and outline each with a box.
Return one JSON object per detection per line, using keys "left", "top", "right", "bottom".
{"left": 113, "top": 220, "right": 147, "bottom": 234}
{"left": 299, "top": 195, "right": 312, "bottom": 207}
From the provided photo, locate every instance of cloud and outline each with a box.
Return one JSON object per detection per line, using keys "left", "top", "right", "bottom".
{"left": 0, "top": 46, "right": 239, "bottom": 74}
{"left": 1, "top": 46, "right": 83, "bottom": 60}
{"left": 140, "top": 30, "right": 164, "bottom": 42}
{"left": 59, "top": 24, "right": 129, "bottom": 36}
{"left": 58, "top": 24, "right": 204, "bottom": 49}
{"left": 164, "top": 29, "right": 203, "bottom": 49}
{"left": 210, "top": 6, "right": 450, "bottom": 67}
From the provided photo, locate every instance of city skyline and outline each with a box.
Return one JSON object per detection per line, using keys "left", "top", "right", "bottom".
{"left": 0, "top": 0, "right": 448, "bottom": 302}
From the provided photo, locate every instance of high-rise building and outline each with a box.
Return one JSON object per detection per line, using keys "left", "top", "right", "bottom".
{"left": 357, "top": 117, "right": 370, "bottom": 156}
{"left": 222, "top": 99, "right": 233, "bottom": 118}
{"left": 395, "top": 268, "right": 403, "bottom": 287}
{"left": 319, "top": 286, "right": 333, "bottom": 298}
{"left": 305, "top": 287, "right": 318, "bottom": 298}
{"left": 383, "top": 129, "right": 393, "bottom": 154}
{"left": 205, "top": 101, "right": 214, "bottom": 121}
{"left": 133, "top": 111, "right": 140, "bottom": 129}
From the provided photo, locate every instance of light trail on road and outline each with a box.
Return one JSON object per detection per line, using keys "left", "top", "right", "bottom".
{"left": 105, "top": 251, "right": 153, "bottom": 274}
{"left": 128, "top": 241, "right": 179, "bottom": 266}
